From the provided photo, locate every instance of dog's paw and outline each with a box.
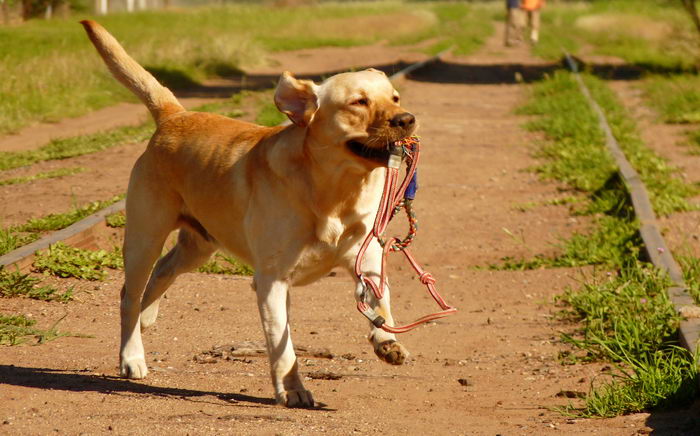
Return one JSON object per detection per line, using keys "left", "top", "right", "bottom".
{"left": 374, "top": 340, "right": 408, "bottom": 365}
{"left": 276, "top": 389, "right": 315, "bottom": 408}
{"left": 120, "top": 357, "right": 148, "bottom": 379}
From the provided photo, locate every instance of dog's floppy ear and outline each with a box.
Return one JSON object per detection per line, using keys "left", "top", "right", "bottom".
{"left": 274, "top": 71, "right": 319, "bottom": 128}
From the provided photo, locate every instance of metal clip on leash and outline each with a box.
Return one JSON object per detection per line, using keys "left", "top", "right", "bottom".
{"left": 354, "top": 136, "right": 457, "bottom": 334}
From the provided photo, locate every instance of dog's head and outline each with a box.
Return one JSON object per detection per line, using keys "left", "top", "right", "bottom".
{"left": 275, "top": 68, "right": 417, "bottom": 167}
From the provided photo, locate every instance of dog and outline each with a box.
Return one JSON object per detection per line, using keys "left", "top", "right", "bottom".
{"left": 81, "top": 20, "right": 417, "bottom": 408}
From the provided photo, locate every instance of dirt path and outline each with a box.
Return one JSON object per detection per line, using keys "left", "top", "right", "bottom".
{"left": 3, "top": 25, "right": 696, "bottom": 435}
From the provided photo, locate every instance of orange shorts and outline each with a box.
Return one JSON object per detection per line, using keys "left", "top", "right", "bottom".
{"left": 521, "top": 0, "right": 544, "bottom": 11}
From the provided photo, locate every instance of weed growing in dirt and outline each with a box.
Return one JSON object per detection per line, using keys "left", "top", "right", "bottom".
{"left": 677, "top": 255, "right": 700, "bottom": 304}
{"left": 0, "top": 167, "right": 84, "bottom": 187}
{"left": 0, "top": 196, "right": 124, "bottom": 257}
{"left": 0, "top": 314, "right": 79, "bottom": 346}
{"left": 198, "top": 252, "right": 253, "bottom": 276}
{"left": 105, "top": 211, "right": 126, "bottom": 228}
{"left": 0, "top": 266, "right": 73, "bottom": 302}
{"left": 33, "top": 242, "right": 123, "bottom": 281}
{"left": 18, "top": 196, "right": 124, "bottom": 235}
{"left": 556, "top": 262, "right": 698, "bottom": 417}
{"left": 0, "top": 124, "right": 153, "bottom": 171}
{"left": 0, "top": 228, "right": 38, "bottom": 258}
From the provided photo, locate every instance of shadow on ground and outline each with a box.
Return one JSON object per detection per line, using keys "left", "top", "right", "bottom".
{"left": 0, "top": 364, "right": 275, "bottom": 407}
{"left": 645, "top": 399, "right": 700, "bottom": 435}
{"left": 168, "top": 56, "right": 691, "bottom": 101}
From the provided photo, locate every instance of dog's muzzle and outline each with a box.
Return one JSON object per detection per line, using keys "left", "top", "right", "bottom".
{"left": 346, "top": 140, "right": 392, "bottom": 164}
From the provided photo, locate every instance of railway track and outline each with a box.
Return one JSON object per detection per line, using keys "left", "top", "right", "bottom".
{"left": 564, "top": 53, "right": 700, "bottom": 360}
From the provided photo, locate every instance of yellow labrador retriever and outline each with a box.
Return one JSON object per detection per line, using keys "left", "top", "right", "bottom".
{"left": 81, "top": 20, "right": 417, "bottom": 408}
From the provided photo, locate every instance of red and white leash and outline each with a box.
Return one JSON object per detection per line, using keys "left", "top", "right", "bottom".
{"left": 354, "top": 137, "right": 457, "bottom": 334}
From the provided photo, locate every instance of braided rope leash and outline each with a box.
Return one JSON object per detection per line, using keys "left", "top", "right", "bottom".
{"left": 354, "top": 136, "right": 457, "bottom": 333}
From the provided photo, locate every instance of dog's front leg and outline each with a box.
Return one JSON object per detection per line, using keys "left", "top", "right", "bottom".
{"left": 254, "top": 274, "right": 314, "bottom": 408}
{"left": 355, "top": 242, "right": 409, "bottom": 365}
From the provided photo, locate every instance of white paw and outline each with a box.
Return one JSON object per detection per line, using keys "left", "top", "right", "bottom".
{"left": 276, "top": 389, "right": 315, "bottom": 408}
{"left": 120, "top": 357, "right": 148, "bottom": 379}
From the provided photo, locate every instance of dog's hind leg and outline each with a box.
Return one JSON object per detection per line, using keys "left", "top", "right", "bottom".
{"left": 119, "top": 177, "right": 179, "bottom": 380}
{"left": 353, "top": 240, "right": 409, "bottom": 365}
{"left": 140, "top": 228, "right": 217, "bottom": 329}
{"left": 254, "top": 274, "right": 314, "bottom": 408}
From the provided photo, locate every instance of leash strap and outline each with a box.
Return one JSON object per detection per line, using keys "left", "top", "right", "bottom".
{"left": 354, "top": 136, "right": 457, "bottom": 333}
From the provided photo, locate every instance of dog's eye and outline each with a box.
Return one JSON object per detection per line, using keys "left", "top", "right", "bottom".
{"left": 352, "top": 98, "right": 369, "bottom": 106}
{"left": 393, "top": 96, "right": 400, "bottom": 103}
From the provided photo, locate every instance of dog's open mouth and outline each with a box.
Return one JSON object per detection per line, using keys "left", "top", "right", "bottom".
{"left": 346, "top": 140, "right": 392, "bottom": 164}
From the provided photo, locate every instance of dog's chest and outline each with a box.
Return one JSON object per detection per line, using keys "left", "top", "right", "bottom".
{"left": 289, "top": 215, "right": 368, "bottom": 285}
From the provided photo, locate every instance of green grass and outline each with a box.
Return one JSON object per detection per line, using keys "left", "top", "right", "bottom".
{"left": 33, "top": 242, "right": 123, "bottom": 281}
{"left": 105, "top": 211, "right": 126, "bottom": 228}
{"left": 507, "top": 69, "right": 699, "bottom": 416}
{"left": 678, "top": 255, "right": 700, "bottom": 304}
{"left": 198, "top": 252, "right": 253, "bottom": 276}
{"left": 0, "top": 195, "right": 124, "bottom": 257}
{"left": 556, "top": 262, "right": 698, "bottom": 417}
{"left": 493, "top": 70, "right": 689, "bottom": 270}
{"left": 583, "top": 74, "right": 698, "bottom": 215}
{"left": 643, "top": 75, "right": 700, "bottom": 124}
{"left": 0, "top": 123, "right": 153, "bottom": 171}
{"left": 0, "top": 167, "right": 84, "bottom": 186}
{"left": 0, "top": 313, "right": 85, "bottom": 346}
{"left": 0, "top": 3, "right": 450, "bottom": 135}
{"left": 0, "top": 266, "right": 73, "bottom": 302}
{"left": 399, "top": 3, "right": 495, "bottom": 56}
{"left": 18, "top": 196, "right": 124, "bottom": 234}
{"left": 533, "top": 0, "right": 696, "bottom": 70}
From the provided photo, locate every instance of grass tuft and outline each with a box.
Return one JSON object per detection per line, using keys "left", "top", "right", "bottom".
{"left": 0, "top": 266, "right": 73, "bottom": 302}
{"left": 105, "top": 212, "right": 126, "bottom": 228}
{"left": 556, "top": 262, "right": 698, "bottom": 417}
{"left": 33, "top": 242, "right": 123, "bottom": 281}
{"left": 0, "top": 313, "right": 84, "bottom": 346}
{"left": 0, "top": 167, "right": 85, "bottom": 187}
{"left": 198, "top": 252, "right": 253, "bottom": 276}
{"left": 0, "top": 124, "right": 153, "bottom": 172}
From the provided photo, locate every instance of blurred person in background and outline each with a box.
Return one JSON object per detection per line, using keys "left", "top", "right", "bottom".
{"left": 504, "top": 0, "right": 523, "bottom": 47}
{"left": 521, "top": 0, "right": 545, "bottom": 44}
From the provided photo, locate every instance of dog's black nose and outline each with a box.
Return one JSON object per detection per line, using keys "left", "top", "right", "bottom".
{"left": 389, "top": 112, "right": 415, "bottom": 128}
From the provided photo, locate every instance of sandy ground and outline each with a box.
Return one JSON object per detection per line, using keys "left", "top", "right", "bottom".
{"left": 2, "top": 23, "right": 699, "bottom": 436}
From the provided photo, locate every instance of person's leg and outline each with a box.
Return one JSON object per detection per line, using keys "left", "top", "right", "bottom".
{"left": 505, "top": 7, "right": 515, "bottom": 46}
{"left": 530, "top": 9, "right": 541, "bottom": 43}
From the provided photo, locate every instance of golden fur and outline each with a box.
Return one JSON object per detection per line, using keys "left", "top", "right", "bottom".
{"left": 81, "top": 20, "right": 416, "bottom": 407}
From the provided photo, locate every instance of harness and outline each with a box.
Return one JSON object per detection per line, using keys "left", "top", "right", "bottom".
{"left": 353, "top": 136, "right": 457, "bottom": 333}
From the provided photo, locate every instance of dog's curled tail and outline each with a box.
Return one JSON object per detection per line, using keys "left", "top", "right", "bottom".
{"left": 80, "top": 20, "right": 185, "bottom": 124}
